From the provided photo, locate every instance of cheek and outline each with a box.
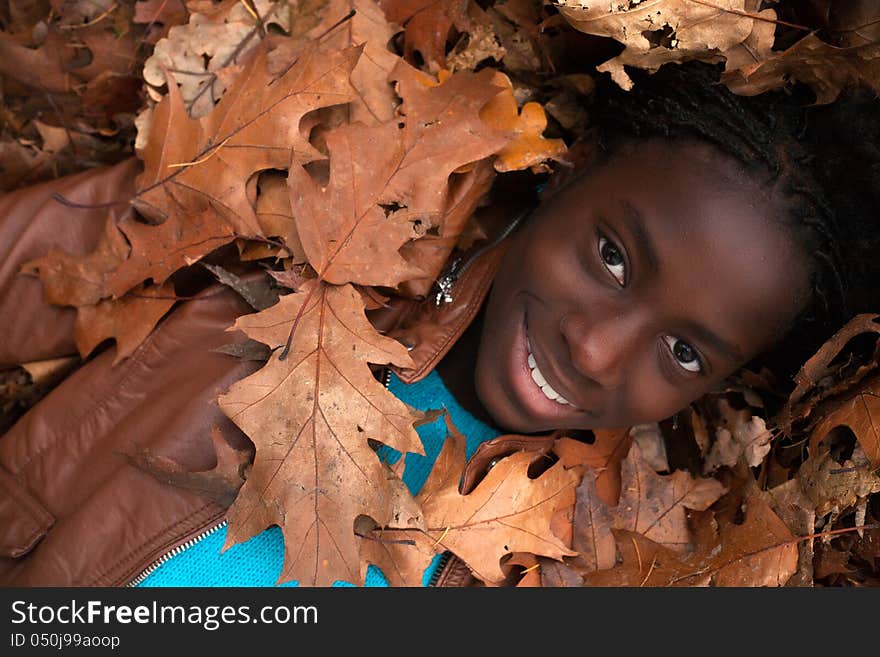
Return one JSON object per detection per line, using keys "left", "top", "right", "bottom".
{"left": 616, "top": 371, "right": 703, "bottom": 426}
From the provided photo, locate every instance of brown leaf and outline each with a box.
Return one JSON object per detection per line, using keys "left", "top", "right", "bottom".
{"left": 700, "top": 496, "right": 799, "bottom": 587}
{"left": 611, "top": 442, "right": 726, "bottom": 552}
{"left": 582, "top": 496, "right": 798, "bottom": 587}
{"left": 379, "top": 0, "right": 471, "bottom": 70}
{"left": 201, "top": 264, "right": 280, "bottom": 311}
{"left": 142, "top": 0, "right": 291, "bottom": 118}
{"left": 721, "top": 32, "right": 880, "bottom": 104}
{"left": 135, "top": 41, "right": 361, "bottom": 236}
{"left": 22, "top": 215, "right": 129, "bottom": 308}
{"left": 367, "top": 416, "right": 580, "bottom": 585}
{"left": 808, "top": 374, "right": 880, "bottom": 469}
{"left": 417, "top": 416, "right": 579, "bottom": 584}
{"left": 290, "top": 63, "right": 509, "bottom": 286}
{"left": 359, "top": 528, "right": 437, "bottom": 587}
{"left": 781, "top": 313, "right": 880, "bottom": 431}
{"left": 556, "top": 0, "right": 773, "bottom": 90}
{"left": 74, "top": 282, "right": 177, "bottom": 362}
{"left": 478, "top": 71, "right": 567, "bottom": 173}
{"left": 252, "top": 170, "right": 307, "bottom": 262}
{"left": 570, "top": 468, "right": 616, "bottom": 573}
{"left": 124, "top": 426, "right": 252, "bottom": 507}
{"left": 217, "top": 279, "right": 424, "bottom": 586}
{"left": 798, "top": 443, "right": 880, "bottom": 517}
{"left": 108, "top": 206, "right": 237, "bottom": 298}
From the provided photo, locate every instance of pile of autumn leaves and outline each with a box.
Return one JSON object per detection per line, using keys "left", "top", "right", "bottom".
{"left": 8, "top": 0, "right": 880, "bottom": 587}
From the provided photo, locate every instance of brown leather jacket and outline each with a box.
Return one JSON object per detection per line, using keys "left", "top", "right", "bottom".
{"left": 0, "top": 159, "right": 516, "bottom": 587}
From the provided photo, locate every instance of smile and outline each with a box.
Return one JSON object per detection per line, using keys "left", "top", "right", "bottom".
{"left": 526, "top": 337, "right": 573, "bottom": 406}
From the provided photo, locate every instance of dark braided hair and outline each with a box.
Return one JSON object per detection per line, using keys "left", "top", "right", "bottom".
{"left": 573, "top": 61, "right": 880, "bottom": 383}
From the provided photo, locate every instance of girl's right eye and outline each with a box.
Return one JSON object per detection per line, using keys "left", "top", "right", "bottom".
{"left": 598, "top": 235, "right": 627, "bottom": 286}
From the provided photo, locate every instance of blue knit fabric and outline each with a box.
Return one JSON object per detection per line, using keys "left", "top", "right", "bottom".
{"left": 137, "top": 370, "right": 501, "bottom": 587}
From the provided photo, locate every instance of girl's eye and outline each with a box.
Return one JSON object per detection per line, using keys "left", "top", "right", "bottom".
{"left": 662, "top": 335, "right": 703, "bottom": 373}
{"left": 598, "top": 235, "right": 626, "bottom": 286}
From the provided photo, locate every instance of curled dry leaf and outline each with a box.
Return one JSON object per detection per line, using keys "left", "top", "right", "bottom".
{"left": 217, "top": 279, "right": 425, "bottom": 586}
{"left": 379, "top": 0, "right": 472, "bottom": 71}
{"left": 556, "top": 0, "right": 777, "bottom": 90}
{"left": 142, "top": 0, "right": 293, "bottom": 118}
{"left": 365, "top": 416, "right": 580, "bottom": 586}
{"left": 808, "top": 374, "right": 880, "bottom": 469}
{"left": 781, "top": 313, "right": 880, "bottom": 433}
{"left": 722, "top": 32, "right": 880, "bottom": 104}
{"left": 478, "top": 71, "right": 568, "bottom": 173}
{"left": 702, "top": 398, "right": 772, "bottom": 474}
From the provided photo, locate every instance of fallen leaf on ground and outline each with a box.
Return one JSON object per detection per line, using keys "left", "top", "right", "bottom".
{"left": 217, "top": 279, "right": 425, "bottom": 586}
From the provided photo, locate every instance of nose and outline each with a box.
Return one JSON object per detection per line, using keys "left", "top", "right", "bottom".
{"left": 560, "top": 308, "right": 643, "bottom": 390}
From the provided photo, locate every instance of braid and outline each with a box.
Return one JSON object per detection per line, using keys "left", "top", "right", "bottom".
{"left": 582, "top": 61, "right": 879, "bottom": 380}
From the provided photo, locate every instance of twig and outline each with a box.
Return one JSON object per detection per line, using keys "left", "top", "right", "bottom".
{"left": 685, "top": 0, "right": 812, "bottom": 31}
{"left": 60, "top": 3, "right": 119, "bottom": 30}
{"left": 167, "top": 137, "right": 231, "bottom": 169}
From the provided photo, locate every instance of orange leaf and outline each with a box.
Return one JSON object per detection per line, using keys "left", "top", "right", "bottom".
{"left": 479, "top": 72, "right": 568, "bottom": 172}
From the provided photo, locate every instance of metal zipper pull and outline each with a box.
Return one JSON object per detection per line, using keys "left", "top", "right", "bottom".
{"left": 432, "top": 205, "right": 535, "bottom": 307}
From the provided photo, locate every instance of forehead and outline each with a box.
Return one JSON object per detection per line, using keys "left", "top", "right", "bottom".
{"left": 551, "top": 140, "right": 812, "bottom": 353}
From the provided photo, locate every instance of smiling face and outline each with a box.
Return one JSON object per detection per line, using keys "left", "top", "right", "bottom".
{"left": 474, "top": 139, "right": 813, "bottom": 433}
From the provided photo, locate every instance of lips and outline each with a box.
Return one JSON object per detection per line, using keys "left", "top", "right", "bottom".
{"left": 498, "top": 308, "right": 588, "bottom": 427}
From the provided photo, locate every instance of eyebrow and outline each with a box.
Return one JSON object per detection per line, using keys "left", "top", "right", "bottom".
{"left": 618, "top": 200, "right": 660, "bottom": 275}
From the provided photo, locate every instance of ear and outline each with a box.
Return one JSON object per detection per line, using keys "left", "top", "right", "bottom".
{"left": 537, "top": 129, "right": 602, "bottom": 202}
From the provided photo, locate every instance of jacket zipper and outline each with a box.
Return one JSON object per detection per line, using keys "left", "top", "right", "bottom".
{"left": 126, "top": 519, "right": 227, "bottom": 587}
{"left": 432, "top": 205, "right": 533, "bottom": 306}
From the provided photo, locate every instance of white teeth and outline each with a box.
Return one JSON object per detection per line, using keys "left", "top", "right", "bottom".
{"left": 526, "top": 339, "right": 572, "bottom": 406}
{"left": 530, "top": 366, "right": 546, "bottom": 388}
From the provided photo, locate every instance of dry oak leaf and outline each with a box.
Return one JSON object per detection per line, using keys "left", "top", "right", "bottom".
{"left": 142, "top": 0, "right": 293, "bottom": 117}
{"left": 556, "top": 0, "right": 777, "bottom": 90}
{"left": 610, "top": 441, "right": 726, "bottom": 552}
{"left": 808, "top": 373, "right": 880, "bottom": 469}
{"left": 75, "top": 282, "right": 177, "bottom": 363}
{"left": 268, "top": 0, "right": 403, "bottom": 126}
{"left": 135, "top": 41, "right": 360, "bottom": 236}
{"left": 582, "top": 496, "right": 797, "bottom": 587}
{"left": 364, "top": 416, "right": 580, "bottom": 585}
{"left": 722, "top": 32, "right": 880, "bottom": 104}
{"left": 124, "top": 427, "right": 253, "bottom": 507}
{"left": 378, "top": 0, "right": 472, "bottom": 71}
{"left": 217, "top": 279, "right": 425, "bottom": 586}
{"left": 417, "top": 417, "right": 580, "bottom": 584}
{"left": 289, "top": 62, "right": 510, "bottom": 286}
{"left": 22, "top": 215, "right": 129, "bottom": 309}
{"left": 479, "top": 71, "right": 568, "bottom": 173}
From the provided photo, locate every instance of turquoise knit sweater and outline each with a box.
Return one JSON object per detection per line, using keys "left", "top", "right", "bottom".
{"left": 137, "top": 370, "right": 501, "bottom": 587}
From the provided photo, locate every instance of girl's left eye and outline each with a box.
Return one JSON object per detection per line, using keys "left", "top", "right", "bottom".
{"left": 598, "top": 235, "right": 626, "bottom": 286}
{"left": 662, "top": 335, "right": 703, "bottom": 373}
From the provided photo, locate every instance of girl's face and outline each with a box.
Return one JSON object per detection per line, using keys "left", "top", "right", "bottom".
{"left": 475, "top": 140, "right": 812, "bottom": 433}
